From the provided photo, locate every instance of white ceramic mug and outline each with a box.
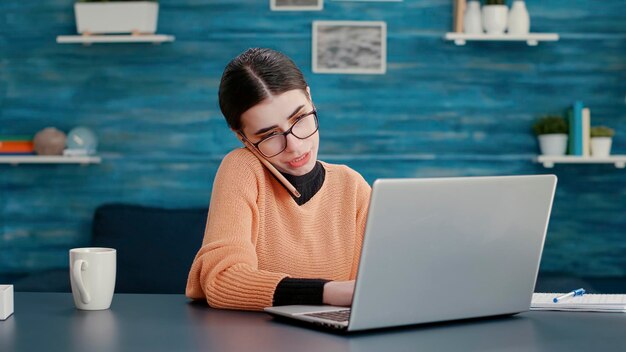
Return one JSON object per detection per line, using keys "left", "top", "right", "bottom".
{"left": 69, "top": 248, "right": 116, "bottom": 310}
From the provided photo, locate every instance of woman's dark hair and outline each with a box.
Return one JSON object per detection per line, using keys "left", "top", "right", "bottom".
{"left": 218, "top": 48, "right": 309, "bottom": 131}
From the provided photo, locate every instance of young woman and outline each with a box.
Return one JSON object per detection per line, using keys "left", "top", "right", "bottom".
{"left": 186, "top": 48, "right": 371, "bottom": 311}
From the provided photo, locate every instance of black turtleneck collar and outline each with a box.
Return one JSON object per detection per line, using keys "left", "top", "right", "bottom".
{"left": 280, "top": 161, "right": 326, "bottom": 206}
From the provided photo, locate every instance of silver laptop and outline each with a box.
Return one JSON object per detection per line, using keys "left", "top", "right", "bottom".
{"left": 264, "top": 175, "right": 557, "bottom": 332}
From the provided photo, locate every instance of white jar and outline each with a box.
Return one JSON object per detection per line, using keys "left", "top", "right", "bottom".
{"left": 464, "top": 1, "right": 483, "bottom": 34}
{"left": 508, "top": 0, "right": 530, "bottom": 35}
{"left": 482, "top": 5, "right": 509, "bottom": 35}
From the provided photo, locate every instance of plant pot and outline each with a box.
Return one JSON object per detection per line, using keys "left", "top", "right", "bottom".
{"left": 74, "top": 1, "right": 159, "bottom": 34}
{"left": 508, "top": 0, "right": 530, "bottom": 35}
{"left": 590, "top": 137, "right": 612, "bottom": 157}
{"left": 482, "top": 5, "right": 508, "bottom": 35}
{"left": 538, "top": 134, "right": 568, "bottom": 156}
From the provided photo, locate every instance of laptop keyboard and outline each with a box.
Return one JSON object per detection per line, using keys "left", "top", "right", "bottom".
{"left": 303, "top": 309, "right": 351, "bottom": 322}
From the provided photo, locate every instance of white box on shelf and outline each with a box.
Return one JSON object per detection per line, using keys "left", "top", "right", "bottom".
{"left": 63, "top": 148, "right": 89, "bottom": 157}
{"left": 0, "top": 285, "right": 14, "bottom": 320}
{"left": 74, "top": 1, "right": 159, "bottom": 34}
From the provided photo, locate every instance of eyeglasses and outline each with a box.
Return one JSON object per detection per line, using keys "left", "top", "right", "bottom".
{"left": 242, "top": 109, "right": 319, "bottom": 158}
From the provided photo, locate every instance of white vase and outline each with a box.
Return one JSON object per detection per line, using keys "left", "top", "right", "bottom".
{"left": 508, "top": 0, "right": 530, "bottom": 35}
{"left": 482, "top": 5, "right": 508, "bottom": 35}
{"left": 74, "top": 2, "right": 159, "bottom": 34}
{"left": 538, "top": 134, "right": 568, "bottom": 156}
{"left": 590, "top": 137, "right": 612, "bottom": 157}
{"left": 463, "top": 1, "right": 483, "bottom": 34}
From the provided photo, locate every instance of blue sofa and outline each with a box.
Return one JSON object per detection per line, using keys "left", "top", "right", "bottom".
{"left": 14, "top": 203, "right": 207, "bottom": 294}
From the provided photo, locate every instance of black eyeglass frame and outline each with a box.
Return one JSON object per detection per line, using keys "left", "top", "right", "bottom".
{"left": 239, "top": 109, "right": 319, "bottom": 158}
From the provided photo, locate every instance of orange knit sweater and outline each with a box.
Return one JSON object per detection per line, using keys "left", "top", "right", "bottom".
{"left": 186, "top": 148, "right": 371, "bottom": 310}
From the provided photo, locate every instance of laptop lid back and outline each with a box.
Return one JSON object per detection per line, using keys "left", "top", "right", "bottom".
{"left": 348, "top": 175, "right": 557, "bottom": 331}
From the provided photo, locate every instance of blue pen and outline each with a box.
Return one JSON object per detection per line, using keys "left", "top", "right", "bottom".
{"left": 553, "top": 288, "right": 585, "bottom": 303}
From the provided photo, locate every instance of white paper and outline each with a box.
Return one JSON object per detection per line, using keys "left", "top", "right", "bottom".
{"left": 531, "top": 293, "right": 626, "bottom": 312}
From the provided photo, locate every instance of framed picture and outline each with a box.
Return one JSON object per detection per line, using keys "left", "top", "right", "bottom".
{"left": 270, "top": 0, "right": 323, "bottom": 11}
{"left": 312, "top": 21, "right": 387, "bottom": 74}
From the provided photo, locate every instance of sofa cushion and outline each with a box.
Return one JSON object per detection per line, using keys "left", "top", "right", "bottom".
{"left": 92, "top": 203, "right": 207, "bottom": 294}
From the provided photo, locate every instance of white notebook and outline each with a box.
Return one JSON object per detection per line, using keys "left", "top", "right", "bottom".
{"left": 531, "top": 293, "right": 626, "bottom": 312}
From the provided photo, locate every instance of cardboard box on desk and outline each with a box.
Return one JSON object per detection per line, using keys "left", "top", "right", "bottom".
{"left": 1, "top": 285, "right": 14, "bottom": 320}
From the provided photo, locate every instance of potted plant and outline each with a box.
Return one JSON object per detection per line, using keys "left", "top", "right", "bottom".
{"left": 590, "top": 126, "right": 615, "bottom": 157}
{"left": 75, "top": 0, "right": 159, "bottom": 35}
{"left": 532, "top": 115, "right": 569, "bottom": 156}
{"left": 482, "top": 0, "right": 508, "bottom": 35}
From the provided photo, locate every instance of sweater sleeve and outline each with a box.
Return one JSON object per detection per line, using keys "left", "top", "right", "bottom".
{"left": 273, "top": 278, "right": 330, "bottom": 306}
{"left": 185, "top": 150, "right": 289, "bottom": 310}
{"left": 350, "top": 172, "right": 372, "bottom": 279}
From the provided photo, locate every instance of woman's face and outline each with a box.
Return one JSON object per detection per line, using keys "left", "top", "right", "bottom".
{"left": 239, "top": 88, "right": 319, "bottom": 176}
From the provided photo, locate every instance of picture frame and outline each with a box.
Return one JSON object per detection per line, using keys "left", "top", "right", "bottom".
{"left": 270, "top": 0, "right": 323, "bottom": 11}
{"left": 312, "top": 21, "right": 387, "bottom": 75}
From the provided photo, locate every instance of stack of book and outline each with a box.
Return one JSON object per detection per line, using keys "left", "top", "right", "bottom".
{"left": 567, "top": 101, "right": 591, "bottom": 157}
{"left": 0, "top": 135, "right": 34, "bottom": 155}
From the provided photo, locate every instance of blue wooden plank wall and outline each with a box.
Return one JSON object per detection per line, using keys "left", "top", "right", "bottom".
{"left": 0, "top": 0, "right": 625, "bottom": 279}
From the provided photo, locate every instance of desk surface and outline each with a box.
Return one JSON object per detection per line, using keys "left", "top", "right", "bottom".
{"left": 1, "top": 292, "right": 625, "bottom": 352}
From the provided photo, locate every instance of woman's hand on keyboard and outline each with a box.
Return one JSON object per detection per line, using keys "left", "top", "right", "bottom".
{"left": 322, "top": 280, "right": 355, "bottom": 307}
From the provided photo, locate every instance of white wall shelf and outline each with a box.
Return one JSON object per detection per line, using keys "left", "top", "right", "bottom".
{"left": 56, "top": 34, "right": 175, "bottom": 45}
{"left": 0, "top": 155, "right": 102, "bottom": 166}
{"left": 444, "top": 32, "right": 559, "bottom": 46}
{"left": 536, "top": 155, "right": 626, "bottom": 169}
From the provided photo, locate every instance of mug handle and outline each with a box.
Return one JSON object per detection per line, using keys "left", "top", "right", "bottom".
{"left": 72, "top": 260, "right": 91, "bottom": 304}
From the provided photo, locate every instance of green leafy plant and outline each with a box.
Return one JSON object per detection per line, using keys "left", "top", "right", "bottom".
{"left": 532, "top": 115, "right": 569, "bottom": 136}
{"left": 484, "top": 0, "right": 506, "bottom": 5}
{"left": 590, "top": 126, "right": 615, "bottom": 138}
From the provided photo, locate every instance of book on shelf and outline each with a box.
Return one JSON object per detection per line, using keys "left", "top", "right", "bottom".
{"left": 567, "top": 101, "right": 584, "bottom": 156}
{"left": 582, "top": 107, "right": 590, "bottom": 157}
{"left": 0, "top": 135, "right": 32, "bottom": 141}
{"left": 453, "top": 0, "right": 466, "bottom": 33}
{"left": 0, "top": 141, "right": 34, "bottom": 154}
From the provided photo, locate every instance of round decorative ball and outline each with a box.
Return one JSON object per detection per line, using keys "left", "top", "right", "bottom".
{"left": 33, "top": 127, "right": 67, "bottom": 155}
{"left": 66, "top": 127, "right": 98, "bottom": 154}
